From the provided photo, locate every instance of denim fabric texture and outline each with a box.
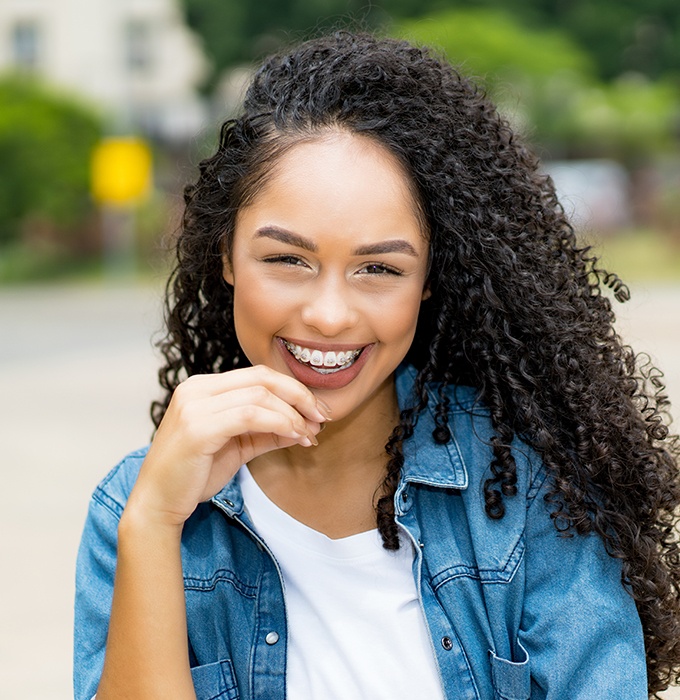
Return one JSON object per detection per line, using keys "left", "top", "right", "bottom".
{"left": 74, "top": 365, "right": 647, "bottom": 699}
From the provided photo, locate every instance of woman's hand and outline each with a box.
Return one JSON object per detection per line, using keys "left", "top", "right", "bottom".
{"left": 127, "top": 364, "right": 331, "bottom": 527}
{"left": 98, "top": 365, "right": 329, "bottom": 699}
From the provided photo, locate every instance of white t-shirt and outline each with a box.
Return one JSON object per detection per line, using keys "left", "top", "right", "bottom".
{"left": 238, "top": 466, "right": 446, "bottom": 700}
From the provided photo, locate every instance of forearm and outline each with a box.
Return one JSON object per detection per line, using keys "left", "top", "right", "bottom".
{"left": 91, "top": 367, "right": 326, "bottom": 698}
{"left": 96, "top": 502, "right": 196, "bottom": 699}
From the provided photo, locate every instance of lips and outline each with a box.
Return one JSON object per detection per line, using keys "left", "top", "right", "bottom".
{"left": 282, "top": 340, "right": 363, "bottom": 374}
{"left": 276, "top": 337, "right": 373, "bottom": 390}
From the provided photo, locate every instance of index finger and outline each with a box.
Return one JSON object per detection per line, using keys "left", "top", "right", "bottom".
{"left": 180, "top": 365, "right": 332, "bottom": 423}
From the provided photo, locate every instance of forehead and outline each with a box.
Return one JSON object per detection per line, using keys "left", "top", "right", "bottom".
{"left": 270, "top": 131, "right": 413, "bottom": 195}
{"left": 234, "top": 132, "right": 427, "bottom": 248}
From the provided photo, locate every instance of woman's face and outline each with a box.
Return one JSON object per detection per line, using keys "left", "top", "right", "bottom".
{"left": 224, "top": 132, "right": 429, "bottom": 421}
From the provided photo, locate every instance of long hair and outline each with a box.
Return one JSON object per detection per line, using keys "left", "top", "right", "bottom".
{"left": 152, "top": 32, "right": 680, "bottom": 695}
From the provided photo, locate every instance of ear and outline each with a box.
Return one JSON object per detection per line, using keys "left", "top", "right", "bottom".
{"left": 222, "top": 253, "right": 234, "bottom": 286}
{"left": 421, "top": 282, "right": 432, "bottom": 301}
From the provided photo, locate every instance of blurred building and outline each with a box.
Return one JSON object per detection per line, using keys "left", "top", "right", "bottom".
{"left": 0, "top": 0, "right": 208, "bottom": 142}
{"left": 544, "top": 160, "right": 632, "bottom": 233}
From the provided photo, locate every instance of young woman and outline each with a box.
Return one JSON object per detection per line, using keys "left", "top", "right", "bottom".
{"left": 75, "top": 32, "right": 680, "bottom": 699}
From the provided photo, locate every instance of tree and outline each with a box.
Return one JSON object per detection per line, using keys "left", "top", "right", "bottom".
{"left": 392, "top": 9, "right": 680, "bottom": 162}
{"left": 426, "top": 0, "right": 680, "bottom": 82}
{"left": 182, "top": 0, "right": 380, "bottom": 89}
{"left": 0, "top": 77, "right": 102, "bottom": 246}
{"left": 182, "top": 0, "right": 680, "bottom": 85}
{"left": 393, "top": 8, "right": 594, "bottom": 87}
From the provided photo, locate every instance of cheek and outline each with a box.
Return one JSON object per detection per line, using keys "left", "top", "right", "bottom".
{"left": 372, "top": 285, "right": 424, "bottom": 342}
{"left": 231, "top": 276, "right": 265, "bottom": 346}
{"left": 231, "top": 272, "right": 296, "bottom": 354}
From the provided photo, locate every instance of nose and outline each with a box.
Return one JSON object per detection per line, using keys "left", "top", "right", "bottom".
{"left": 300, "top": 274, "right": 360, "bottom": 337}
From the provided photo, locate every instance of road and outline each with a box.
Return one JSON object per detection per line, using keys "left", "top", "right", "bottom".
{"left": 1, "top": 282, "right": 679, "bottom": 699}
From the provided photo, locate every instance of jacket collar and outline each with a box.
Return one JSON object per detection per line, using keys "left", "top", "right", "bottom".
{"left": 395, "top": 364, "right": 468, "bottom": 491}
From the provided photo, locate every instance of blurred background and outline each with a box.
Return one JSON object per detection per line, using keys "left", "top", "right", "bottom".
{"left": 0, "top": 0, "right": 679, "bottom": 698}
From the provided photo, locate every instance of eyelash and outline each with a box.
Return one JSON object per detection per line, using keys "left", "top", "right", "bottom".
{"left": 262, "top": 256, "right": 403, "bottom": 277}
{"left": 358, "top": 263, "right": 403, "bottom": 276}
{"left": 263, "top": 255, "right": 306, "bottom": 267}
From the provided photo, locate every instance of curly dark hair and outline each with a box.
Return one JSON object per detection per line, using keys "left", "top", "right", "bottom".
{"left": 152, "top": 32, "right": 680, "bottom": 695}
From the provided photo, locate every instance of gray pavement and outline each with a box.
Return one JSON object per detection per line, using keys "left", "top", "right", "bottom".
{"left": 1, "top": 282, "right": 679, "bottom": 699}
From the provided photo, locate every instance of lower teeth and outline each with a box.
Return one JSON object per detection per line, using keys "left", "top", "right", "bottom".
{"left": 312, "top": 363, "right": 354, "bottom": 375}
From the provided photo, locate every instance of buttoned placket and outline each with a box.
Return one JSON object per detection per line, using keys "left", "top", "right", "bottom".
{"left": 212, "top": 496, "right": 288, "bottom": 700}
{"left": 395, "top": 485, "right": 481, "bottom": 700}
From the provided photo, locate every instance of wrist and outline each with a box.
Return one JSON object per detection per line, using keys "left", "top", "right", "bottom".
{"left": 119, "top": 494, "right": 187, "bottom": 539}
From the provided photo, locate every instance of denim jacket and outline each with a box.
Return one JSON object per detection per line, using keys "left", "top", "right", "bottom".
{"left": 74, "top": 366, "right": 647, "bottom": 699}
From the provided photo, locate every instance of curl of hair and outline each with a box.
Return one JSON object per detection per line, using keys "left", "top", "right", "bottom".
{"left": 152, "top": 32, "right": 680, "bottom": 695}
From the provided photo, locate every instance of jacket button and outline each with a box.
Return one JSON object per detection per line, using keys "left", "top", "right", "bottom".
{"left": 265, "top": 631, "right": 280, "bottom": 645}
{"left": 224, "top": 499, "right": 235, "bottom": 507}
{"left": 441, "top": 636, "right": 453, "bottom": 651}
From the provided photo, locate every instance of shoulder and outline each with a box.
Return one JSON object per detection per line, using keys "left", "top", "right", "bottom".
{"left": 90, "top": 446, "right": 150, "bottom": 520}
{"left": 397, "top": 363, "right": 547, "bottom": 500}
{"left": 446, "top": 385, "right": 548, "bottom": 496}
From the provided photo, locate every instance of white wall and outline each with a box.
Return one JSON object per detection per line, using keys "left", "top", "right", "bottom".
{"left": 0, "top": 0, "right": 208, "bottom": 140}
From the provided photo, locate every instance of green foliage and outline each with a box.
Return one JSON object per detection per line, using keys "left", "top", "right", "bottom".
{"left": 183, "top": 0, "right": 680, "bottom": 83}
{"left": 392, "top": 9, "right": 680, "bottom": 163}
{"left": 393, "top": 9, "right": 594, "bottom": 86}
{"left": 595, "top": 227, "right": 680, "bottom": 281}
{"left": 422, "top": 0, "right": 680, "bottom": 82}
{"left": 183, "top": 0, "right": 680, "bottom": 170}
{"left": 0, "top": 240, "right": 103, "bottom": 283}
{"left": 182, "top": 0, "right": 378, "bottom": 88}
{"left": 539, "top": 76, "right": 680, "bottom": 162}
{"left": 0, "top": 76, "right": 102, "bottom": 246}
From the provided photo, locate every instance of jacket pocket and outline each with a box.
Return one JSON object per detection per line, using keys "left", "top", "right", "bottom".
{"left": 489, "top": 641, "right": 530, "bottom": 700}
{"left": 191, "top": 659, "right": 239, "bottom": 700}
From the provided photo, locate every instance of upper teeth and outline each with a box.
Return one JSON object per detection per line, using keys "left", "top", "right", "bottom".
{"left": 284, "top": 341, "right": 361, "bottom": 368}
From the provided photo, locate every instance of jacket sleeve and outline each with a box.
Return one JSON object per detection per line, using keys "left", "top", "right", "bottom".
{"left": 73, "top": 452, "right": 146, "bottom": 700}
{"left": 73, "top": 491, "right": 122, "bottom": 700}
{"left": 519, "top": 473, "right": 648, "bottom": 699}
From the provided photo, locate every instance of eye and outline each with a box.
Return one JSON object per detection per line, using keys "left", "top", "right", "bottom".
{"left": 262, "top": 254, "right": 309, "bottom": 268}
{"left": 358, "top": 262, "right": 403, "bottom": 276}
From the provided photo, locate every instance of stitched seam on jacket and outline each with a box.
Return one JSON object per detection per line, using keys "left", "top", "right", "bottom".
{"left": 184, "top": 570, "right": 257, "bottom": 598}
{"left": 92, "top": 488, "right": 125, "bottom": 520}
{"left": 431, "top": 536, "right": 525, "bottom": 588}
{"left": 526, "top": 468, "right": 551, "bottom": 509}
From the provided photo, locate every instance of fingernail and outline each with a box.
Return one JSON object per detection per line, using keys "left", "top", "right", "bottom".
{"left": 318, "top": 423, "right": 326, "bottom": 432}
{"left": 308, "top": 433, "right": 319, "bottom": 446}
{"left": 299, "top": 436, "right": 313, "bottom": 447}
{"left": 316, "top": 399, "right": 333, "bottom": 420}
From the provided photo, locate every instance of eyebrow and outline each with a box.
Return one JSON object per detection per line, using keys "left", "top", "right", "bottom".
{"left": 254, "top": 226, "right": 317, "bottom": 252}
{"left": 353, "top": 240, "right": 418, "bottom": 257}
{"left": 254, "top": 226, "right": 419, "bottom": 257}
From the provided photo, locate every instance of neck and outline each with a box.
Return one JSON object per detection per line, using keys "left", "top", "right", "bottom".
{"left": 247, "top": 376, "right": 400, "bottom": 537}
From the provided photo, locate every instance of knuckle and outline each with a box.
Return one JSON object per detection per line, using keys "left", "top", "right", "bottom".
{"left": 255, "top": 364, "right": 275, "bottom": 382}
{"left": 240, "top": 404, "right": 257, "bottom": 422}
{"left": 170, "top": 385, "right": 190, "bottom": 409}
{"left": 175, "top": 375, "right": 201, "bottom": 400}
{"left": 181, "top": 374, "right": 203, "bottom": 389}
{"left": 175, "top": 401, "right": 197, "bottom": 425}
{"left": 251, "top": 385, "right": 270, "bottom": 403}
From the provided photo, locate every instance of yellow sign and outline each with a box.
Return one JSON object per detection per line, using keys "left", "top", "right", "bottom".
{"left": 91, "top": 137, "right": 152, "bottom": 206}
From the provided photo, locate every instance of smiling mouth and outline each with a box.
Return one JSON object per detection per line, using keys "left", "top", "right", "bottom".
{"left": 282, "top": 340, "right": 364, "bottom": 374}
